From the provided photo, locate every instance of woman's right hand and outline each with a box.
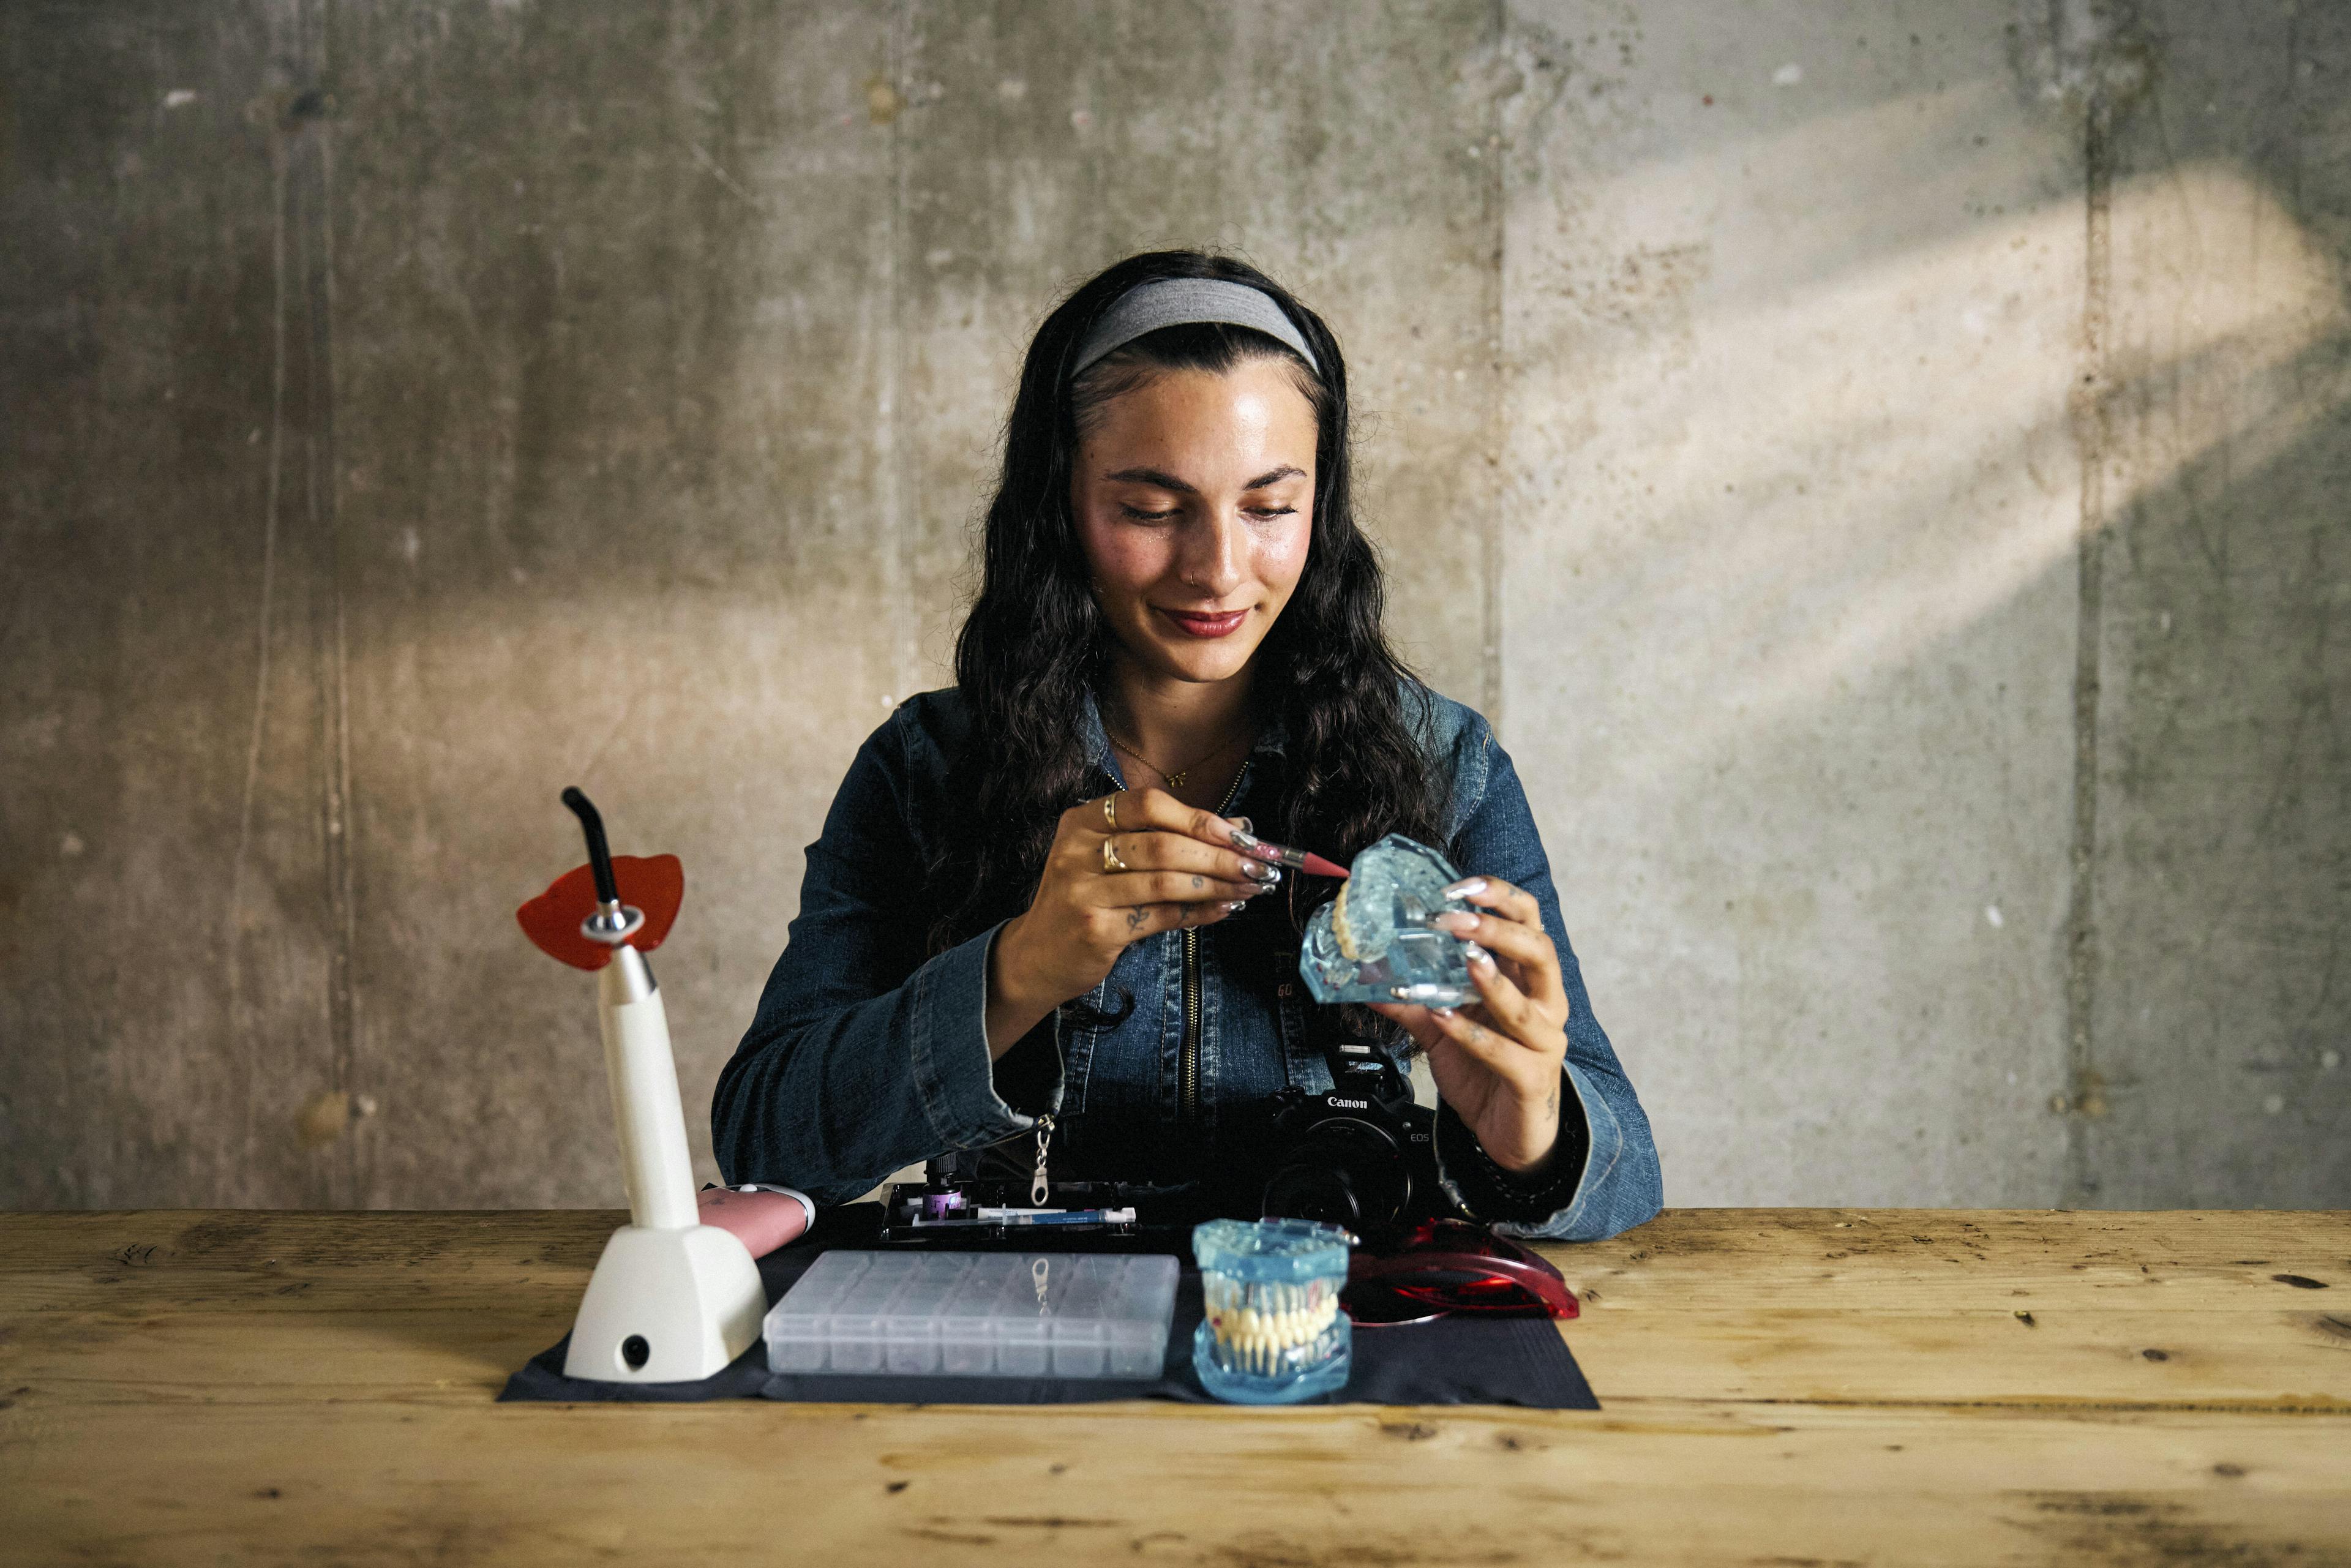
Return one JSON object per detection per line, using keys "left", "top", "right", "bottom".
{"left": 984, "top": 787, "right": 1278, "bottom": 1055}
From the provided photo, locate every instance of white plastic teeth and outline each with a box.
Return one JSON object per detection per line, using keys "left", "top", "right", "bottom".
{"left": 1204, "top": 1279, "right": 1341, "bottom": 1377}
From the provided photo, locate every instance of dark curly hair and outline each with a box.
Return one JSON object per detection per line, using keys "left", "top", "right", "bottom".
{"left": 931, "top": 249, "right": 1447, "bottom": 955}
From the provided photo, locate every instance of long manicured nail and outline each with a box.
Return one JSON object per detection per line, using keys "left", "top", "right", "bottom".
{"left": 1442, "top": 877, "right": 1488, "bottom": 899}
{"left": 1240, "top": 860, "right": 1280, "bottom": 883}
{"left": 1464, "top": 942, "right": 1493, "bottom": 969}
{"left": 1432, "top": 910, "right": 1479, "bottom": 934}
{"left": 1231, "top": 816, "right": 1253, "bottom": 833}
{"left": 1221, "top": 901, "right": 1247, "bottom": 914}
{"left": 1229, "top": 827, "right": 1262, "bottom": 850}
{"left": 1431, "top": 1007, "right": 1458, "bottom": 1020}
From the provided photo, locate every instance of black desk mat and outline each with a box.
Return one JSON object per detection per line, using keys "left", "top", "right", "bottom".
{"left": 501, "top": 1209, "right": 1596, "bottom": 1410}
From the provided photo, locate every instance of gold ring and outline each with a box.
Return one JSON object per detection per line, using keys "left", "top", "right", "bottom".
{"left": 1103, "top": 793, "right": 1120, "bottom": 831}
{"left": 1100, "top": 837, "right": 1128, "bottom": 874}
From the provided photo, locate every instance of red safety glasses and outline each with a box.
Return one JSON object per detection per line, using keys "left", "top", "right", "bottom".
{"left": 1343, "top": 1218, "right": 1581, "bottom": 1325}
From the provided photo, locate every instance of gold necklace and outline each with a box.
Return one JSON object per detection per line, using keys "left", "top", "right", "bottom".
{"left": 1106, "top": 729, "right": 1246, "bottom": 793}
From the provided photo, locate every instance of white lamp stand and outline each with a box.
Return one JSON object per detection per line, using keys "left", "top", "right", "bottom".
{"left": 561, "top": 942, "right": 765, "bottom": 1382}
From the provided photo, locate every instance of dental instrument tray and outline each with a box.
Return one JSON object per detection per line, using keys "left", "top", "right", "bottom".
{"left": 763, "top": 1250, "right": 1180, "bottom": 1379}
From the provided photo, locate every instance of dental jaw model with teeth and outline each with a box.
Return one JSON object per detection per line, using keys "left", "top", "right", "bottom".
{"left": 1299, "top": 833, "right": 1477, "bottom": 1008}
{"left": 1192, "top": 1218, "right": 1355, "bottom": 1404}
{"left": 516, "top": 789, "right": 766, "bottom": 1382}
{"left": 1204, "top": 1280, "right": 1343, "bottom": 1376}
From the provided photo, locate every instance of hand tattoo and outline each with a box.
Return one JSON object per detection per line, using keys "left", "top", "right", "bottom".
{"left": 1127, "top": 906, "right": 1147, "bottom": 932}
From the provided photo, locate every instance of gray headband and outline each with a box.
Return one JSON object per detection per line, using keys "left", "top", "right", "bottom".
{"left": 1069, "top": 278, "right": 1321, "bottom": 379}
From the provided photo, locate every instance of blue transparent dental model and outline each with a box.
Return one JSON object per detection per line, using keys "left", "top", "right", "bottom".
{"left": 1192, "top": 1218, "right": 1354, "bottom": 1403}
{"left": 1298, "top": 834, "right": 1475, "bottom": 1008}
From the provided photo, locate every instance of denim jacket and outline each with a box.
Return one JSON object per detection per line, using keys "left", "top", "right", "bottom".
{"left": 713, "top": 685, "right": 1662, "bottom": 1241}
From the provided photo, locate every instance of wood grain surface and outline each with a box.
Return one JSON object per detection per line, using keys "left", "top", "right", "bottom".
{"left": 1, "top": 1208, "right": 2344, "bottom": 1566}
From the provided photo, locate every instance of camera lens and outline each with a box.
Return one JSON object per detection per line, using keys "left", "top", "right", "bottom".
{"left": 1262, "top": 1119, "right": 1410, "bottom": 1231}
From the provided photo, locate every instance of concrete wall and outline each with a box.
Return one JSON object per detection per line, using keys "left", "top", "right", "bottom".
{"left": 3, "top": 1, "right": 2343, "bottom": 1212}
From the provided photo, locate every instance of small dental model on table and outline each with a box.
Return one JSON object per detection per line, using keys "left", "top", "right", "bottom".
{"left": 1193, "top": 1218, "right": 1355, "bottom": 1403}
{"left": 516, "top": 788, "right": 767, "bottom": 1383}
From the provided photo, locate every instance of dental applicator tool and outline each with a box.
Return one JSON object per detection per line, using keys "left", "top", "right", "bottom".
{"left": 516, "top": 789, "right": 765, "bottom": 1382}
{"left": 1229, "top": 827, "right": 1351, "bottom": 880}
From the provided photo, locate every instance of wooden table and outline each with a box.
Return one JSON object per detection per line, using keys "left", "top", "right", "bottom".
{"left": 2, "top": 1209, "right": 2345, "bottom": 1565}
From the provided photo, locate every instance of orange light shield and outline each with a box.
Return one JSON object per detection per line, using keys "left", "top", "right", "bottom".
{"left": 516, "top": 854, "right": 685, "bottom": 970}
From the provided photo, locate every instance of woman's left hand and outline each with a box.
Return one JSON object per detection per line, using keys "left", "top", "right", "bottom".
{"left": 1370, "top": 876, "right": 1570, "bottom": 1177}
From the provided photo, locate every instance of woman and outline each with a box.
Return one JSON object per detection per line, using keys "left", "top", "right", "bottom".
{"left": 714, "top": 251, "right": 1660, "bottom": 1240}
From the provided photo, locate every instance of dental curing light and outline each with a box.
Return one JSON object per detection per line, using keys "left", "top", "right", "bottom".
{"left": 516, "top": 788, "right": 764, "bottom": 1382}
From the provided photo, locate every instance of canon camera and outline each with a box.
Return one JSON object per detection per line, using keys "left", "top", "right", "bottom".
{"left": 1260, "top": 1040, "right": 1445, "bottom": 1237}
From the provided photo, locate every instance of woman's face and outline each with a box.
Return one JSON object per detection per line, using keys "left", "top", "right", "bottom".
{"left": 1071, "top": 358, "right": 1319, "bottom": 688}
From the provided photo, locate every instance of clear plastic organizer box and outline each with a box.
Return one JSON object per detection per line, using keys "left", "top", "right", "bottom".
{"left": 763, "top": 1251, "right": 1180, "bottom": 1379}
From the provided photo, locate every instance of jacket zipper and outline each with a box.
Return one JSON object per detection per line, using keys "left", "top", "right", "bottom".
{"left": 1181, "top": 764, "right": 1250, "bottom": 1123}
